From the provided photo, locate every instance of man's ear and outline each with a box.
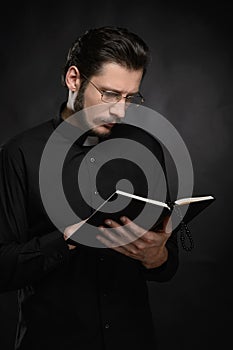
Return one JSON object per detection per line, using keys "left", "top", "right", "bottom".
{"left": 65, "top": 66, "right": 81, "bottom": 92}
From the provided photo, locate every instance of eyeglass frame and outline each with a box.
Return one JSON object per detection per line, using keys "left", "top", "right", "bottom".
{"left": 80, "top": 73, "right": 145, "bottom": 105}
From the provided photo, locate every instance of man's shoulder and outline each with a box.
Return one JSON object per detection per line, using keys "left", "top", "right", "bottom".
{"left": 0, "top": 118, "right": 56, "bottom": 154}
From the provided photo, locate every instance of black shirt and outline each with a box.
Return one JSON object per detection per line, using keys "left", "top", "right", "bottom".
{"left": 0, "top": 109, "right": 179, "bottom": 350}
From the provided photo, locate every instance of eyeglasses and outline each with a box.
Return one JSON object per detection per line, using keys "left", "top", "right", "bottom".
{"left": 81, "top": 73, "right": 145, "bottom": 105}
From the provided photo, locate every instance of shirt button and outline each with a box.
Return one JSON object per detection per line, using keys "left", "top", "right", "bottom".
{"left": 99, "top": 257, "right": 104, "bottom": 262}
{"left": 90, "top": 157, "right": 95, "bottom": 163}
{"left": 105, "top": 323, "right": 110, "bottom": 329}
{"left": 94, "top": 190, "right": 98, "bottom": 195}
{"left": 103, "top": 293, "right": 107, "bottom": 297}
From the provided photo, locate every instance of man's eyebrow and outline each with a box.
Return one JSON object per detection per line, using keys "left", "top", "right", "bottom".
{"left": 99, "top": 86, "right": 139, "bottom": 95}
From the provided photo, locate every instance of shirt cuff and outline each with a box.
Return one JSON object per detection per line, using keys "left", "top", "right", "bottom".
{"left": 39, "top": 230, "right": 70, "bottom": 271}
{"left": 140, "top": 241, "right": 179, "bottom": 282}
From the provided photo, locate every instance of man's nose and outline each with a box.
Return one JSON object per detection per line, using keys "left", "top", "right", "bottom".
{"left": 109, "top": 101, "right": 126, "bottom": 119}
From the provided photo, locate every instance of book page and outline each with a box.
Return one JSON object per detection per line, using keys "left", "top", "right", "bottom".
{"left": 174, "top": 195, "right": 214, "bottom": 206}
{"left": 116, "top": 190, "right": 170, "bottom": 209}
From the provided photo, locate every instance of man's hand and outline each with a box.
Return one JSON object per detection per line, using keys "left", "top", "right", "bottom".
{"left": 96, "top": 216, "right": 172, "bottom": 269}
{"left": 63, "top": 221, "right": 86, "bottom": 250}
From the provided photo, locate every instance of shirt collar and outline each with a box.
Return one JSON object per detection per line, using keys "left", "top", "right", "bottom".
{"left": 53, "top": 102, "right": 100, "bottom": 148}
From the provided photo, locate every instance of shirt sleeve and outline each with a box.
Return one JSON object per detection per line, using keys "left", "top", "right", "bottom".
{"left": 140, "top": 230, "right": 179, "bottom": 282}
{"left": 0, "top": 145, "right": 70, "bottom": 293}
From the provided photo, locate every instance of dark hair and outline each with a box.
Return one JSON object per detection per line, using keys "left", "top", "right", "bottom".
{"left": 61, "top": 26, "right": 150, "bottom": 86}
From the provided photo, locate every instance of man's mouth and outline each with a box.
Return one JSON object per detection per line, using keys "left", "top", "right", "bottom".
{"left": 103, "top": 122, "right": 115, "bottom": 128}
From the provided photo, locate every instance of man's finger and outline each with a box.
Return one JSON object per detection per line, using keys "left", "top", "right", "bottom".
{"left": 163, "top": 215, "right": 172, "bottom": 234}
{"left": 98, "top": 226, "right": 128, "bottom": 246}
{"left": 119, "top": 216, "right": 147, "bottom": 238}
{"left": 96, "top": 229, "right": 141, "bottom": 255}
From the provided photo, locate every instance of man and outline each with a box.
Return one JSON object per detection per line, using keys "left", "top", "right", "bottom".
{"left": 0, "top": 26, "right": 178, "bottom": 349}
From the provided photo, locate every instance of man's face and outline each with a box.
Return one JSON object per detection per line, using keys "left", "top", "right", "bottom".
{"left": 74, "top": 62, "right": 143, "bottom": 138}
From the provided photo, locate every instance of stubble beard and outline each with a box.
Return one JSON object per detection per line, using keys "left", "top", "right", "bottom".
{"left": 73, "top": 86, "right": 119, "bottom": 139}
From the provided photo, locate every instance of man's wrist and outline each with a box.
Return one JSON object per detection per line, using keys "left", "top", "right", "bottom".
{"left": 142, "top": 246, "right": 168, "bottom": 269}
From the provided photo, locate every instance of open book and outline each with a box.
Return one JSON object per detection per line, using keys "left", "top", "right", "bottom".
{"left": 67, "top": 190, "right": 215, "bottom": 251}
{"left": 111, "top": 190, "right": 214, "bottom": 211}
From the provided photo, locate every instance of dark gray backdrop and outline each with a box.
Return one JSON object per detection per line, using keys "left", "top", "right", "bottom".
{"left": 0, "top": 1, "right": 232, "bottom": 349}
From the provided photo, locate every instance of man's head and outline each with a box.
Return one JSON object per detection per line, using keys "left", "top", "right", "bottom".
{"left": 62, "top": 26, "right": 150, "bottom": 137}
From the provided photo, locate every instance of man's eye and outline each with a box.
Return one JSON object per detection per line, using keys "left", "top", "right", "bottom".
{"left": 103, "top": 91, "right": 119, "bottom": 98}
{"left": 125, "top": 95, "right": 134, "bottom": 101}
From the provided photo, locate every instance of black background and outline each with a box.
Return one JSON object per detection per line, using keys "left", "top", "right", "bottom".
{"left": 0, "top": 1, "right": 232, "bottom": 349}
